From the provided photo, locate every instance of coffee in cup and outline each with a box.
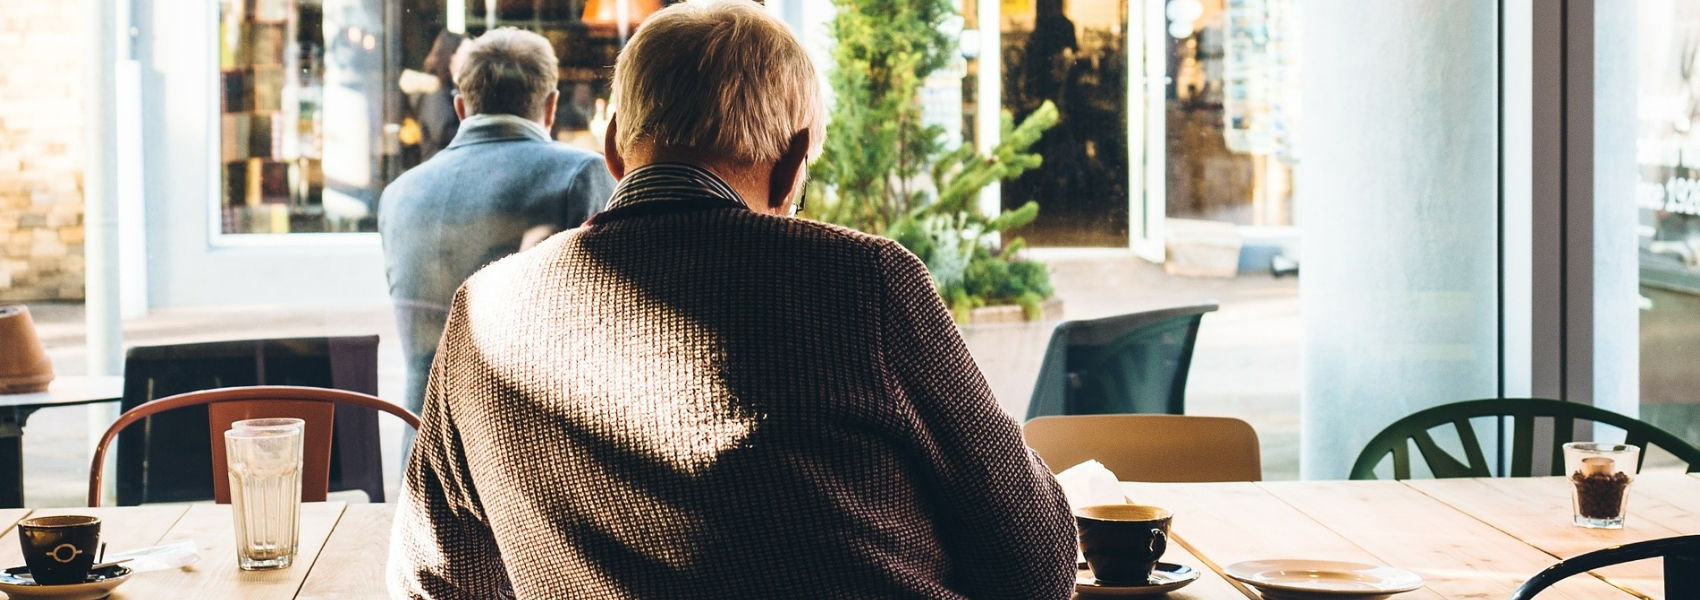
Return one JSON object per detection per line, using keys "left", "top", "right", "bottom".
{"left": 1075, "top": 504, "right": 1171, "bottom": 585}
{"left": 17, "top": 515, "right": 101, "bottom": 585}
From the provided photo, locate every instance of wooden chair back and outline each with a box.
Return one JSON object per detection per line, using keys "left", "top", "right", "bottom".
{"left": 118, "top": 337, "right": 383, "bottom": 504}
{"left": 1023, "top": 414, "right": 1262, "bottom": 482}
{"left": 89, "top": 385, "right": 419, "bottom": 507}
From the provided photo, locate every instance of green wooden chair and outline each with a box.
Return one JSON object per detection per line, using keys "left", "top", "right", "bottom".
{"left": 1349, "top": 398, "right": 1700, "bottom": 480}
{"left": 1025, "top": 303, "right": 1218, "bottom": 420}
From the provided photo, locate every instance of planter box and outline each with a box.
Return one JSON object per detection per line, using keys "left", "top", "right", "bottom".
{"left": 1165, "top": 218, "right": 1242, "bottom": 278}
{"left": 957, "top": 299, "right": 1062, "bottom": 420}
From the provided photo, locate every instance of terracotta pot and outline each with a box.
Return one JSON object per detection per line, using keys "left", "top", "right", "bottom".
{"left": 0, "top": 305, "right": 54, "bottom": 394}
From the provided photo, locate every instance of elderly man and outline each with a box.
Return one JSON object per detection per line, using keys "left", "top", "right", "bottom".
{"left": 387, "top": 1, "right": 1077, "bottom": 598}
{"left": 378, "top": 28, "right": 613, "bottom": 444}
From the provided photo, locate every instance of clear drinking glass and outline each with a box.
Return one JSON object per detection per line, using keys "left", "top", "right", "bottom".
{"left": 224, "top": 425, "right": 303, "bottom": 570}
{"left": 233, "top": 417, "right": 304, "bottom": 433}
{"left": 1563, "top": 442, "right": 1641, "bottom": 529}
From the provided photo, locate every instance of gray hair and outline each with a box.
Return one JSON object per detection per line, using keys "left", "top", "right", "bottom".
{"left": 455, "top": 28, "right": 558, "bottom": 119}
{"left": 612, "top": 0, "right": 824, "bottom": 164}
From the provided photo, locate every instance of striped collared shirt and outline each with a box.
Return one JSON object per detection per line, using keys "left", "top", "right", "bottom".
{"left": 606, "top": 162, "right": 747, "bottom": 211}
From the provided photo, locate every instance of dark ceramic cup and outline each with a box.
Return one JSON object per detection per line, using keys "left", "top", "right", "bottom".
{"left": 1076, "top": 504, "right": 1171, "bottom": 585}
{"left": 18, "top": 515, "right": 101, "bottom": 585}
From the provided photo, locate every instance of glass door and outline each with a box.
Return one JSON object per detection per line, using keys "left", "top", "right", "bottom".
{"left": 1631, "top": 1, "right": 1700, "bottom": 458}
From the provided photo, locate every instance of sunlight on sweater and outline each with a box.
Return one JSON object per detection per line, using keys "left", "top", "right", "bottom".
{"left": 460, "top": 248, "right": 760, "bottom": 477}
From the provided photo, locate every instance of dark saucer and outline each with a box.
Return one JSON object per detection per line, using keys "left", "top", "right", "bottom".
{"left": 0, "top": 565, "right": 132, "bottom": 600}
{"left": 1076, "top": 562, "right": 1201, "bottom": 597}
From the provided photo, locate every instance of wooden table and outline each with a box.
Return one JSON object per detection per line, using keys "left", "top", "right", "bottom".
{"left": 1121, "top": 473, "right": 1700, "bottom": 599}
{"left": 0, "top": 475, "right": 1688, "bottom": 598}
{"left": 0, "top": 376, "right": 124, "bottom": 507}
{"left": 0, "top": 501, "right": 394, "bottom": 599}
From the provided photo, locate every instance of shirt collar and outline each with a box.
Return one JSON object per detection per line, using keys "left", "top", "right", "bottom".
{"left": 448, "top": 113, "right": 551, "bottom": 147}
{"left": 606, "top": 163, "right": 749, "bottom": 211}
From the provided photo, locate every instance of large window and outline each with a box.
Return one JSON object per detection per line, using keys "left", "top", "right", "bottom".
{"left": 974, "top": 0, "right": 1503, "bottom": 478}
{"left": 1635, "top": 1, "right": 1700, "bottom": 452}
{"left": 18, "top": 0, "right": 1669, "bottom": 507}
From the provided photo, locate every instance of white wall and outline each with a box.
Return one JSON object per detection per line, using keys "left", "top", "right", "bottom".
{"left": 136, "top": 0, "right": 387, "bottom": 309}
{"left": 1298, "top": 1, "right": 1500, "bottom": 478}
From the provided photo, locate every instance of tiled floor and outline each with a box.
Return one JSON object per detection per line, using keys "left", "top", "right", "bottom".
{"left": 21, "top": 255, "right": 1301, "bottom": 506}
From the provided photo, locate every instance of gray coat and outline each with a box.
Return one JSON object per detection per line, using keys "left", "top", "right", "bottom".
{"left": 379, "top": 116, "right": 614, "bottom": 415}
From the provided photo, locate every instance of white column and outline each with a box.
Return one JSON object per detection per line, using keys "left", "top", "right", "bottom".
{"left": 1584, "top": 2, "right": 1638, "bottom": 418}
{"left": 1298, "top": 0, "right": 1500, "bottom": 478}
{"left": 84, "top": 0, "right": 122, "bottom": 377}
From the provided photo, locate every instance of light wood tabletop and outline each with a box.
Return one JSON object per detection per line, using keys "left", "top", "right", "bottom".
{"left": 1123, "top": 473, "right": 1700, "bottom": 599}
{"left": 0, "top": 476, "right": 1687, "bottom": 598}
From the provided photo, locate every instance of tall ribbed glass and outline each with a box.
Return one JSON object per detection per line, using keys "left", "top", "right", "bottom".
{"left": 224, "top": 424, "right": 303, "bottom": 570}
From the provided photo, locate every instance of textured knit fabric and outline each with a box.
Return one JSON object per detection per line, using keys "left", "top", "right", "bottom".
{"left": 378, "top": 116, "right": 614, "bottom": 432}
{"left": 387, "top": 164, "right": 1078, "bottom": 599}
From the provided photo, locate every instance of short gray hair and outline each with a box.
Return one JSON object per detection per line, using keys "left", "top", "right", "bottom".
{"left": 456, "top": 28, "right": 558, "bottom": 118}
{"left": 612, "top": 0, "right": 824, "bottom": 164}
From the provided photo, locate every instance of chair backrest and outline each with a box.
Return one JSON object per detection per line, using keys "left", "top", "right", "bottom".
{"left": 1026, "top": 303, "right": 1217, "bottom": 420}
{"left": 89, "top": 385, "right": 419, "bottom": 507}
{"left": 1023, "top": 414, "right": 1261, "bottom": 482}
{"left": 1509, "top": 535, "right": 1700, "bottom": 600}
{"left": 1349, "top": 398, "right": 1700, "bottom": 480}
{"left": 118, "top": 337, "right": 384, "bottom": 504}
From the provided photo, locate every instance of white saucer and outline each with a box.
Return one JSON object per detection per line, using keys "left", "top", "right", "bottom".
{"left": 1076, "top": 562, "right": 1201, "bottom": 597}
{"left": 0, "top": 565, "right": 133, "bottom": 600}
{"left": 1223, "top": 559, "right": 1423, "bottom": 599}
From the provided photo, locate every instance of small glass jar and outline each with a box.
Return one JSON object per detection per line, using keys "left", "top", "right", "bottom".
{"left": 1562, "top": 442, "right": 1640, "bottom": 529}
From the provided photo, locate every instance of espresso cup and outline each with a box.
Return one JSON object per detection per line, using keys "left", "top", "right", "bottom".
{"left": 17, "top": 515, "right": 101, "bottom": 585}
{"left": 1076, "top": 504, "right": 1171, "bottom": 585}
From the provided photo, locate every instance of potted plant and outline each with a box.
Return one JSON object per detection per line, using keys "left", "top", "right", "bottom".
{"left": 809, "top": 0, "right": 1062, "bottom": 412}
{"left": 809, "top": 0, "right": 1060, "bottom": 323}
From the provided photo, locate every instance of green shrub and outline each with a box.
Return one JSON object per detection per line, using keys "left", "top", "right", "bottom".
{"left": 809, "top": 0, "right": 1058, "bottom": 322}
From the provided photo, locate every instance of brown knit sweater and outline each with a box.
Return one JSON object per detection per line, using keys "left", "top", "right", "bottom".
{"left": 388, "top": 165, "right": 1077, "bottom": 599}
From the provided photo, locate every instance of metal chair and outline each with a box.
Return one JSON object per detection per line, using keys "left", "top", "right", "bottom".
{"left": 1025, "top": 303, "right": 1217, "bottom": 420}
{"left": 1509, "top": 535, "right": 1700, "bottom": 599}
{"left": 1350, "top": 398, "right": 1700, "bottom": 480}
{"left": 88, "top": 385, "right": 419, "bottom": 507}
{"left": 1024, "top": 414, "right": 1261, "bottom": 482}
{"left": 116, "top": 337, "right": 386, "bottom": 504}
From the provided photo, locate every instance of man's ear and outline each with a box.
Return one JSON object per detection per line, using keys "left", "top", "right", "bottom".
{"left": 768, "top": 128, "right": 811, "bottom": 211}
{"left": 540, "top": 89, "right": 560, "bottom": 132}
{"left": 453, "top": 95, "right": 468, "bottom": 121}
{"left": 604, "top": 115, "right": 625, "bottom": 180}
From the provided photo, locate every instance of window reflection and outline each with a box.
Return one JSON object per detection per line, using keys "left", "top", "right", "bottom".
{"left": 1001, "top": 0, "right": 1131, "bottom": 247}
{"left": 217, "top": 0, "right": 672, "bottom": 235}
{"left": 1636, "top": 1, "right": 1700, "bottom": 449}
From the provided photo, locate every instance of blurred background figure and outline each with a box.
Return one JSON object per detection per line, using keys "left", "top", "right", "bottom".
{"left": 403, "top": 30, "right": 472, "bottom": 161}
{"left": 378, "top": 28, "right": 615, "bottom": 461}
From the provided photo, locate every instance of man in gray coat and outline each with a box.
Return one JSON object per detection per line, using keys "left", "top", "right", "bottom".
{"left": 378, "top": 28, "right": 613, "bottom": 439}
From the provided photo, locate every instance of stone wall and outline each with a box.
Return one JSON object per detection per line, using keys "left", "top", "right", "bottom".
{"left": 0, "top": 0, "right": 86, "bottom": 301}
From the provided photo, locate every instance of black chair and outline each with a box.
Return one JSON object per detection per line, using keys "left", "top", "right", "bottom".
{"left": 115, "top": 336, "right": 385, "bottom": 505}
{"left": 1349, "top": 398, "right": 1700, "bottom": 480}
{"left": 1510, "top": 535, "right": 1699, "bottom": 599}
{"left": 1025, "top": 303, "right": 1217, "bottom": 420}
